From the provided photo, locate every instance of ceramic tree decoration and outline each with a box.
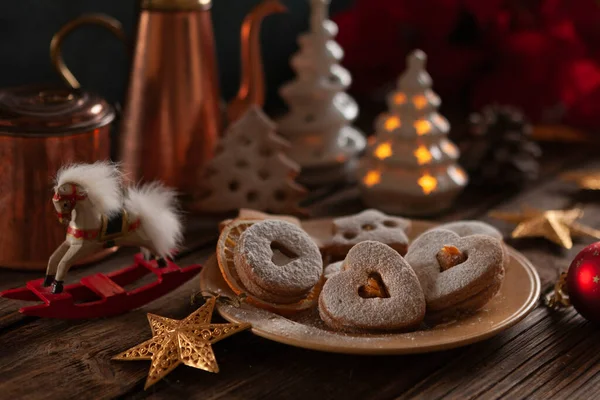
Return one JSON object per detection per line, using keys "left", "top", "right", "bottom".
{"left": 195, "top": 106, "right": 307, "bottom": 215}
{"left": 357, "top": 50, "right": 468, "bottom": 216}
{"left": 277, "top": 0, "right": 366, "bottom": 186}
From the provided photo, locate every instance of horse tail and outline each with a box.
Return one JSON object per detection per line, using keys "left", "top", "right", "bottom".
{"left": 124, "top": 182, "right": 183, "bottom": 258}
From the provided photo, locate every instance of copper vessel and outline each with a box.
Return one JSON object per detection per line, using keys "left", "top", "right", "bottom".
{"left": 0, "top": 85, "right": 114, "bottom": 269}
{"left": 54, "top": 0, "right": 286, "bottom": 203}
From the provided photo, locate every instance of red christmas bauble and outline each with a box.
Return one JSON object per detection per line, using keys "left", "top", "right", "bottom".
{"left": 566, "top": 242, "right": 600, "bottom": 323}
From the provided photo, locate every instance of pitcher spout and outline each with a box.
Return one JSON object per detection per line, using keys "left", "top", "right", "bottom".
{"left": 226, "top": 0, "right": 287, "bottom": 123}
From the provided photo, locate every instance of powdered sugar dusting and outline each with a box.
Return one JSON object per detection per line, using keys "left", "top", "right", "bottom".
{"left": 426, "top": 220, "right": 503, "bottom": 240}
{"left": 234, "top": 220, "right": 322, "bottom": 298}
{"left": 328, "top": 209, "right": 410, "bottom": 256}
{"left": 324, "top": 261, "right": 343, "bottom": 279}
{"left": 319, "top": 241, "right": 425, "bottom": 331}
{"left": 405, "top": 229, "right": 504, "bottom": 310}
{"left": 199, "top": 241, "right": 539, "bottom": 354}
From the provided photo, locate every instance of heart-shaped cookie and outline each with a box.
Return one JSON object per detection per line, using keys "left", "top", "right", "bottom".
{"left": 318, "top": 241, "right": 425, "bottom": 332}
{"left": 405, "top": 229, "right": 505, "bottom": 318}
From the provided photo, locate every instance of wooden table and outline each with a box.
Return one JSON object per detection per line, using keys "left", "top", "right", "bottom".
{"left": 1, "top": 142, "right": 599, "bottom": 400}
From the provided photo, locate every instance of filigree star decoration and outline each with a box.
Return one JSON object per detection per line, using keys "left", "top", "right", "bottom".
{"left": 489, "top": 206, "right": 600, "bottom": 249}
{"left": 561, "top": 170, "right": 600, "bottom": 190}
{"left": 113, "top": 297, "right": 250, "bottom": 389}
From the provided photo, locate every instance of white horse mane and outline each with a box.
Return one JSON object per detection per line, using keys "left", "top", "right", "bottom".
{"left": 55, "top": 161, "right": 123, "bottom": 215}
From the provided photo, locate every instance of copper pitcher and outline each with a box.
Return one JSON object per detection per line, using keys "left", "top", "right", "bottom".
{"left": 54, "top": 0, "right": 286, "bottom": 202}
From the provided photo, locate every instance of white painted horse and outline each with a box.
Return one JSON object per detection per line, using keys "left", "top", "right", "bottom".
{"left": 46, "top": 162, "right": 182, "bottom": 293}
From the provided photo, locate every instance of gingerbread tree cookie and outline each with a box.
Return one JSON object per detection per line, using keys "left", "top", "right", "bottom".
{"left": 276, "top": 0, "right": 365, "bottom": 186}
{"left": 357, "top": 50, "right": 468, "bottom": 216}
{"left": 195, "top": 106, "right": 306, "bottom": 215}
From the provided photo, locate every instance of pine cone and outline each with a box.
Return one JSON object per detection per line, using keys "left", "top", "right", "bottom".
{"left": 460, "top": 105, "right": 542, "bottom": 187}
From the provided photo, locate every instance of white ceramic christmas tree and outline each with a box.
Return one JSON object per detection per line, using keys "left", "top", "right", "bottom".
{"left": 357, "top": 50, "right": 468, "bottom": 216}
{"left": 195, "top": 106, "right": 306, "bottom": 215}
{"left": 277, "top": 0, "right": 365, "bottom": 186}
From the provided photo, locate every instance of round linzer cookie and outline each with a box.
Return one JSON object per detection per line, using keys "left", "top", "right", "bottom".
{"left": 319, "top": 241, "right": 426, "bottom": 332}
{"left": 234, "top": 220, "right": 323, "bottom": 304}
{"left": 425, "top": 220, "right": 503, "bottom": 240}
{"left": 405, "top": 229, "right": 505, "bottom": 319}
{"left": 324, "top": 209, "right": 411, "bottom": 259}
{"left": 216, "top": 219, "right": 322, "bottom": 315}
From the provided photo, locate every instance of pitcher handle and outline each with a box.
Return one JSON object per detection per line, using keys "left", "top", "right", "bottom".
{"left": 51, "top": 13, "right": 128, "bottom": 89}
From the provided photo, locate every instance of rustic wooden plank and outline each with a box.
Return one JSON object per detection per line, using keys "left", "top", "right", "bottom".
{"left": 1, "top": 145, "right": 598, "bottom": 400}
{"left": 395, "top": 162, "right": 600, "bottom": 399}
{"left": 495, "top": 318, "right": 600, "bottom": 399}
{"left": 0, "top": 249, "right": 213, "bottom": 400}
{"left": 130, "top": 153, "right": 600, "bottom": 399}
{"left": 400, "top": 309, "right": 590, "bottom": 399}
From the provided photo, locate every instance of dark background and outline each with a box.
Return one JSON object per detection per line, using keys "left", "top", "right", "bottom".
{"left": 0, "top": 0, "right": 353, "bottom": 112}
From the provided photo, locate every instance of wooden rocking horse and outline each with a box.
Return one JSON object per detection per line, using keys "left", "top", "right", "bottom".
{"left": 0, "top": 162, "right": 202, "bottom": 319}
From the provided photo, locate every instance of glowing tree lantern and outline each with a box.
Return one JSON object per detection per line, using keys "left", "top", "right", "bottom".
{"left": 277, "top": 0, "right": 365, "bottom": 186}
{"left": 357, "top": 50, "right": 468, "bottom": 216}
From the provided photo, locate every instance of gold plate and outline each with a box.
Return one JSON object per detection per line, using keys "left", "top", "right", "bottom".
{"left": 200, "top": 220, "right": 541, "bottom": 355}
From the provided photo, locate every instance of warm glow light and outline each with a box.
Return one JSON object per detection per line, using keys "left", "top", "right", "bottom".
{"left": 363, "top": 170, "right": 381, "bottom": 187}
{"left": 441, "top": 140, "right": 458, "bottom": 157}
{"left": 413, "top": 95, "right": 427, "bottom": 110}
{"left": 374, "top": 142, "right": 393, "bottom": 160}
{"left": 414, "top": 145, "right": 432, "bottom": 165}
{"left": 90, "top": 104, "right": 103, "bottom": 114}
{"left": 385, "top": 116, "right": 401, "bottom": 131}
{"left": 393, "top": 93, "right": 407, "bottom": 104}
{"left": 414, "top": 120, "right": 431, "bottom": 135}
{"left": 448, "top": 166, "right": 468, "bottom": 185}
{"left": 418, "top": 173, "right": 437, "bottom": 194}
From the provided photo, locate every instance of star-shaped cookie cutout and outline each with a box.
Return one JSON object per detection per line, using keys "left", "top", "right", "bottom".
{"left": 489, "top": 206, "right": 600, "bottom": 249}
{"left": 113, "top": 297, "right": 250, "bottom": 389}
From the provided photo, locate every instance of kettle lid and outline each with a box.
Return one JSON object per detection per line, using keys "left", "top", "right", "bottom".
{"left": 0, "top": 84, "right": 115, "bottom": 136}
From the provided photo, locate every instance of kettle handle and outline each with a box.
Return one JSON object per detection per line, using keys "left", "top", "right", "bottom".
{"left": 51, "top": 13, "right": 128, "bottom": 89}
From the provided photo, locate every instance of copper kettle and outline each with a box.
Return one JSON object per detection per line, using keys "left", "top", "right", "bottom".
{"left": 54, "top": 0, "right": 286, "bottom": 201}
{"left": 0, "top": 85, "right": 115, "bottom": 269}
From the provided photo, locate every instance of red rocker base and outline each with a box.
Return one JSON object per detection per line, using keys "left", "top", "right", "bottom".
{"left": 0, "top": 254, "right": 202, "bottom": 319}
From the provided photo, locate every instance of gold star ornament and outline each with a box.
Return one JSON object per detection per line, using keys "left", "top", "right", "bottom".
{"left": 561, "top": 170, "right": 600, "bottom": 190}
{"left": 489, "top": 206, "right": 600, "bottom": 249}
{"left": 113, "top": 297, "right": 250, "bottom": 389}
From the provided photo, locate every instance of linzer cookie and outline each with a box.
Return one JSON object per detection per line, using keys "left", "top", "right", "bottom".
{"left": 324, "top": 209, "right": 410, "bottom": 259}
{"left": 234, "top": 220, "right": 323, "bottom": 304}
{"left": 423, "top": 220, "right": 508, "bottom": 268}
{"left": 405, "top": 229, "right": 505, "bottom": 319}
{"left": 319, "top": 241, "right": 425, "bottom": 332}
{"left": 426, "top": 220, "right": 503, "bottom": 240}
{"left": 216, "top": 219, "right": 322, "bottom": 315}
